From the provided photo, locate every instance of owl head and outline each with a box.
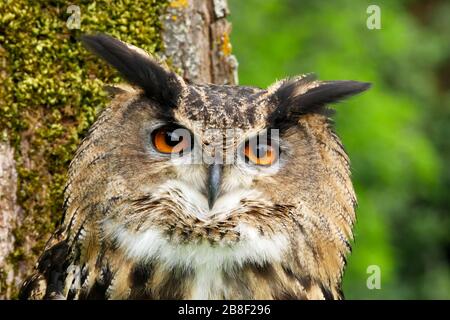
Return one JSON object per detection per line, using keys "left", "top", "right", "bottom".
{"left": 56, "top": 34, "right": 370, "bottom": 299}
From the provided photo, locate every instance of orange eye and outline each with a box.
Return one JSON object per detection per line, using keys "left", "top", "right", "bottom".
{"left": 244, "top": 139, "right": 278, "bottom": 166}
{"left": 151, "top": 126, "right": 191, "bottom": 154}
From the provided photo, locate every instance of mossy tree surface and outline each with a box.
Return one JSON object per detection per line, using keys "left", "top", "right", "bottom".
{"left": 0, "top": 0, "right": 169, "bottom": 298}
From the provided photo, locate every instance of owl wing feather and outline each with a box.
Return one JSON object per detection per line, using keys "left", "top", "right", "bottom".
{"left": 19, "top": 235, "right": 70, "bottom": 299}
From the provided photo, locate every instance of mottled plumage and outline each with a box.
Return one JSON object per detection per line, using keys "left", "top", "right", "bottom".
{"left": 20, "top": 34, "right": 370, "bottom": 300}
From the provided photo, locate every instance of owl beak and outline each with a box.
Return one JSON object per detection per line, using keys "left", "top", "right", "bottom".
{"left": 207, "top": 163, "right": 223, "bottom": 210}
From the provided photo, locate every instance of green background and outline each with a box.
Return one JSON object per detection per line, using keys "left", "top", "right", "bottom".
{"left": 228, "top": 0, "right": 449, "bottom": 299}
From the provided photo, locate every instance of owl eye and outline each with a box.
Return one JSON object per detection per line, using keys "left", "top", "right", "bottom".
{"left": 151, "top": 125, "right": 192, "bottom": 155}
{"left": 244, "top": 137, "right": 278, "bottom": 166}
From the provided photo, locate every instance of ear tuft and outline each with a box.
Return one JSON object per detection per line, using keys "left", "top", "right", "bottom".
{"left": 81, "top": 33, "right": 183, "bottom": 108}
{"left": 268, "top": 75, "right": 371, "bottom": 127}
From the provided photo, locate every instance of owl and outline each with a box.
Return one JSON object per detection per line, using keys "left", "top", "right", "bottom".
{"left": 20, "top": 34, "right": 370, "bottom": 300}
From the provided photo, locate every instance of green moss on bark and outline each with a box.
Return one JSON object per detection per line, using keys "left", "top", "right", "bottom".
{"left": 0, "top": 0, "right": 169, "bottom": 298}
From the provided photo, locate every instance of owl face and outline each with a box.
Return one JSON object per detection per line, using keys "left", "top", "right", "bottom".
{"left": 51, "top": 34, "right": 370, "bottom": 299}
{"left": 81, "top": 81, "right": 291, "bottom": 269}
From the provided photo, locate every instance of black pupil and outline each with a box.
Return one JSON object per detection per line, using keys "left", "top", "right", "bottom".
{"left": 165, "top": 130, "right": 183, "bottom": 147}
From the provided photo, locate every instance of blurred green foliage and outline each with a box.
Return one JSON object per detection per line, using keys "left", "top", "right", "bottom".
{"left": 229, "top": 0, "right": 450, "bottom": 299}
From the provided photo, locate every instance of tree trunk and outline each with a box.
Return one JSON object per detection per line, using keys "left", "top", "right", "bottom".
{"left": 0, "top": 141, "right": 21, "bottom": 299}
{"left": 163, "top": 0, "right": 238, "bottom": 85}
{"left": 0, "top": 0, "right": 237, "bottom": 299}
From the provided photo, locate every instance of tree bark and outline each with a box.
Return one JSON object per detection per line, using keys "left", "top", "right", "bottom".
{"left": 0, "top": 0, "right": 237, "bottom": 299}
{"left": 162, "top": 0, "right": 238, "bottom": 84}
{"left": 0, "top": 141, "right": 22, "bottom": 298}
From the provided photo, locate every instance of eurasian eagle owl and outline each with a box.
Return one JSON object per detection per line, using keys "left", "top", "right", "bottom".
{"left": 20, "top": 34, "right": 370, "bottom": 300}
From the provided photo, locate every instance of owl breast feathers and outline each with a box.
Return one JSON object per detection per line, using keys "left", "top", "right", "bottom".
{"left": 20, "top": 34, "right": 370, "bottom": 300}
